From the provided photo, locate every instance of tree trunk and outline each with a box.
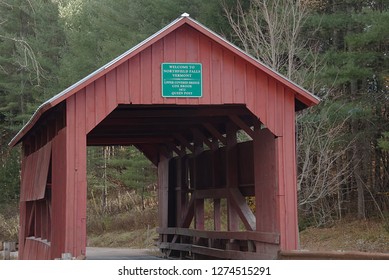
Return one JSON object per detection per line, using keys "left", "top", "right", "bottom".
{"left": 352, "top": 122, "right": 366, "bottom": 219}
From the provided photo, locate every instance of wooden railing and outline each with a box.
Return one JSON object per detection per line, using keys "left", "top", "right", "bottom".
{"left": 157, "top": 227, "right": 279, "bottom": 259}
{"left": 279, "top": 250, "right": 389, "bottom": 260}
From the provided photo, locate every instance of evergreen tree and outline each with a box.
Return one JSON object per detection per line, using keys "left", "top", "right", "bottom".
{"left": 87, "top": 146, "right": 156, "bottom": 212}
{"left": 0, "top": 0, "right": 65, "bottom": 206}
{"left": 58, "top": 0, "right": 232, "bottom": 88}
{"left": 299, "top": 0, "right": 389, "bottom": 221}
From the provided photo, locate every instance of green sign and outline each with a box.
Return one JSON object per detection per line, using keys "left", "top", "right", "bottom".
{"left": 161, "top": 63, "right": 202, "bottom": 98}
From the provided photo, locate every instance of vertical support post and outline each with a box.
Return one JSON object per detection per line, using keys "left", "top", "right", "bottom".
{"left": 253, "top": 124, "right": 279, "bottom": 256}
{"left": 175, "top": 145, "right": 187, "bottom": 226}
{"left": 18, "top": 141, "right": 32, "bottom": 259}
{"left": 193, "top": 135, "right": 204, "bottom": 230}
{"left": 211, "top": 137, "right": 221, "bottom": 231}
{"left": 168, "top": 158, "right": 177, "bottom": 228}
{"left": 60, "top": 95, "right": 88, "bottom": 259}
{"left": 158, "top": 147, "right": 171, "bottom": 242}
{"left": 181, "top": 153, "right": 190, "bottom": 225}
{"left": 226, "top": 123, "right": 239, "bottom": 231}
{"left": 51, "top": 128, "right": 67, "bottom": 259}
{"left": 175, "top": 156, "right": 183, "bottom": 226}
{"left": 18, "top": 162, "right": 27, "bottom": 259}
{"left": 276, "top": 121, "right": 299, "bottom": 250}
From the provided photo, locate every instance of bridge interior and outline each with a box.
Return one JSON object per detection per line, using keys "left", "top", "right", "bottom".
{"left": 86, "top": 104, "right": 278, "bottom": 259}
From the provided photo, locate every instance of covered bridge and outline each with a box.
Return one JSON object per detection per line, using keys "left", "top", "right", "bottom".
{"left": 9, "top": 14, "right": 319, "bottom": 260}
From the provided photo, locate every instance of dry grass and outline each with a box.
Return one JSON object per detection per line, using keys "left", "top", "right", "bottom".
{"left": 86, "top": 189, "right": 158, "bottom": 248}
{"left": 299, "top": 218, "right": 389, "bottom": 253}
{"left": 87, "top": 188, "right": 158, "bottom": 232}
{"left": 0, "top": 213, "right": 19, "bottom": 242}
{"left": 87, "top": 227, "right": 158, "bottom": 248}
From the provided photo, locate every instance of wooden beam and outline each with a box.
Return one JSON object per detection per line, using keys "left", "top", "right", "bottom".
{"left": 156, "top": 228, "right": 279, "bottom": 244}
{"left": 253, "top": 127, "right": 278, "bottom": 233}
{"left": 193, "top": 134, "right": 204, "bottom": 231}
{"left": 204, "top": 123, "right": 227, "bottom": 146}
{"left": 175, "top": 156, "right": 184, "bottom": 226}
{"left": 158, "top": 242, "right": 274, "bottom": 259}
{"left": 191, "top": 245, "right": 274, "bottom": 260}
{"left": 229, "top": 188, "right": 256, "bottom": 231}
{"left": 87, "top": 136, "right": 173, "bottom": 146}
{"left": 27, "top": 203, "right": 36, "bottom": 237}
{"left": 158, "top": 144, "right": 172, "bottom": 159}
{"left": 181, "top": 194, "right": 195, "bottom": 228}
{"left": 134, "top": 144, "right": 159, "bottom": 166}
{"left": 229, "top": 114, "right": 255, "bottom": 139}
{"left": 113, "top": 105, "right": 250, "bottom": 119}
{"left": 226, "top": 123, "right": 239, "bottom": 231}
{"left": 194, "top": 188, "right": 228, "bottom": 199}
{"left": 279, "top": 250, "right": 389, "bottom": 260}
{"left": 174, "top": 134, "right": 195, "bottom": 153}
{"left": 191, "top": 127, "right": 213, "bottom": 149}
{"left": 210, "top": 138, "right": 221, "bottom": 231}
{"left": 158, "top": 152, "right": 171, "bottom": 240}
{"left": 167, "top": 142, "right": 185, "bottom": 157}
{"left": 97, "top": 115, "right": 228, "bottom": 127}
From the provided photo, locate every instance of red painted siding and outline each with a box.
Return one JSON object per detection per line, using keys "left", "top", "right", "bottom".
{"left": 69, "top": 24, "right": 298, "bottom": 137}
{"left": 22, "top": 238, "right": 51, "bottom": 260}
{"left": 51, "top": 128, "right": 67, "bottom": 259}
{"left": 20, "top": 142, "right": 51, "bottom": 202}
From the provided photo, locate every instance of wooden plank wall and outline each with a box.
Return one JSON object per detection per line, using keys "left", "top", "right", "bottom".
{"left": 276, "top": 91, "right": 298, "bottom": 250}
{"left": 18, "top": 107, "right": 65, "bottom": 260}
{"left": 253, "top": 127, "right": 280, "bottom": 256}
{"left": 61, "top": 94, "right": 88, "bottom": 258}
{"left": 20, "top": 142, "right": 51, "bottom": 201}
{"left": 22, "top": 238, "right": 51, "bottom": 260}
{"left": 51, "top": 128, "right": 67, "bottom": 259}
{"left": 74, "top": 23, "right": 295, "bottom": 138}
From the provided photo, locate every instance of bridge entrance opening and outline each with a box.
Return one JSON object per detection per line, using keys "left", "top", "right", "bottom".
{"left": 84, "top": 104, "right": 274, "bottom": 259}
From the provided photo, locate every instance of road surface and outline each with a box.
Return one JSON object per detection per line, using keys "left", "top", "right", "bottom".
{"left": 86, "top": 247, "right": 163, "bottom": 260}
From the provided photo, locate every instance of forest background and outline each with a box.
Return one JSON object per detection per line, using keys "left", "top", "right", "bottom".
{"left": 0, "top": 0, "right": 388, "bottom": 248}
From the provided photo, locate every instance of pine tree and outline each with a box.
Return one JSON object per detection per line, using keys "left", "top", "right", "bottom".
{"left": 299, "top": 0, "right": 389, "bottom": 220}
{"left": 0, "top": 0, "right": 65, "bottom": 206}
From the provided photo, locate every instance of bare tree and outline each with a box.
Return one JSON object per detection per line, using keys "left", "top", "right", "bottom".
{"left": 223, "top": 0, "right": 309, "bottom": 82}
{"left": 297, "top": 104, "right": 356, "bottom": 226}
{"left": 224, "top": 0, "right": 363, "bottom": 227}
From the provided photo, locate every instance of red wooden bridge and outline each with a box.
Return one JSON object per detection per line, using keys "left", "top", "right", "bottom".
{"left": 9, "top": 14, "right": 319, "bottom": 260}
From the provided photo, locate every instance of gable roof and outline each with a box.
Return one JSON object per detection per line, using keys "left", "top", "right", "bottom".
{"left": 9, "top": 13, "right": 319, "bottom": 147}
